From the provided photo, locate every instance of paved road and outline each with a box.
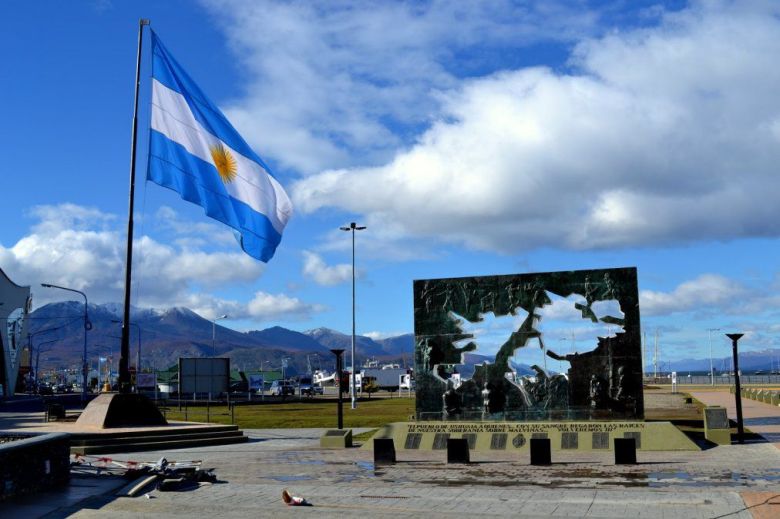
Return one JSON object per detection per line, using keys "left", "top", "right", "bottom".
{"left": 1, "top": 427, "right": 775, "bottom": 518}
{"left": 690, "top": 390, "right": 780, "bottom": 446}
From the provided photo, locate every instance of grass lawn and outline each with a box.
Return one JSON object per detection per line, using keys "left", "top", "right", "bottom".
{"left": 164, "top": 396, "right": 414, "bottom": 429}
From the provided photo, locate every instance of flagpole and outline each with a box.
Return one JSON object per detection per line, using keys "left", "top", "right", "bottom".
{"left": 119, "top": 18, "right": 150, "bottom": 394}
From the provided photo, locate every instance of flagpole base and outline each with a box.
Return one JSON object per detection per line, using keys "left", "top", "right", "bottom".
{"left": 76, "top": 393, "right": 167, "bottom": 429}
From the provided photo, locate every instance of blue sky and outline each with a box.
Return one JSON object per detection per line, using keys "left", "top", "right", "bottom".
{"left": 2, "top": 0, "right": 780, "bottom": 364}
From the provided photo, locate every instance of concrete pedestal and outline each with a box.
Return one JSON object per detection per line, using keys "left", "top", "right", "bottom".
{"left": 75, "top": 393, "right": 167, "bottom": 429}
{"left": 320, "top": 429, "right": 352, "bottom": 449}
{"left": 703, "top": 407, "right": 731, "bottom": 445}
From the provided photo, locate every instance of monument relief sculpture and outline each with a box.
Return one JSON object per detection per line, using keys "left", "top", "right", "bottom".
{"left": 413, "top": 267, "right": 644, "bottom": 421}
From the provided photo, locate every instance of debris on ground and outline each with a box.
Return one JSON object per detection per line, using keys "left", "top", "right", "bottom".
{"left": 71, "top": 454, "right": 218, "bottom": 496}
{"left": 282, "top": 489, "right": 311, "bottom": 506}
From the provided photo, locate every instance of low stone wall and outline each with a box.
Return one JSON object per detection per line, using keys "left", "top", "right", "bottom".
{"left": 732, "top": 386, "right": 780, "bottom": 406}
{"left": 0, "top": 432, "right": 70, "bottom": 501}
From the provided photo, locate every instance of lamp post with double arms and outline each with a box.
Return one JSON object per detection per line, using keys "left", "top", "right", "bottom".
{"left": 41, "top": 283, "right": 91, "bottom": 402}
{"left": 339, "top": 222, "right": 366, "bottom": 410}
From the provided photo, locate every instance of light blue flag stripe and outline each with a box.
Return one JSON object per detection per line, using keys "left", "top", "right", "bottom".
{"left": 148, "top": 130, "right": 282, "bottom": 261}
{"left": 147, "top": 30, "right": 291, "bottom": 262}
{"left": 150, "top": 31, "right": 271, "bottom": 175}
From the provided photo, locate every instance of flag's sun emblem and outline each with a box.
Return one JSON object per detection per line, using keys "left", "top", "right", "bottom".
{"left": 210, "top": 143, "right": 237, "bottom": 183}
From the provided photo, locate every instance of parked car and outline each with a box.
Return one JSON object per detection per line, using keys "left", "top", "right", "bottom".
{"left": 270, "top": 380, "right": 295, "bottom": 396}
{"left": 298, "top": 376, "right": 324, "bottom": 397}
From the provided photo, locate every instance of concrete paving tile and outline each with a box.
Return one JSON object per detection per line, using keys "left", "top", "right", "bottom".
{"left": 4, "top": 424, "right": 780, "bottom": 518}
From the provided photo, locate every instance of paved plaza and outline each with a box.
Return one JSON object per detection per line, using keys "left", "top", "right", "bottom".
{"left": 3, "top": 390, "right": 780, "bottom": 518}
{"left": 2, "top": 424, "right": 779, "bottom": 518}
{"left": 691, "top": 390, "right": 780, "bottom": 446}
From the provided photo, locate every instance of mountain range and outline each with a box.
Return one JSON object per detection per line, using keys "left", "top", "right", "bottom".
{"left": 26, "top": 302, "right": 414, "bottom": 373}
{"left": 24, "top": 302, "right": 780, "bottom": 376}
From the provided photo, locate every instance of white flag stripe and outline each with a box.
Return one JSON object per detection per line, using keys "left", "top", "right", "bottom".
{"left": 151, "top": 80, "right": 292, "bottom": 231}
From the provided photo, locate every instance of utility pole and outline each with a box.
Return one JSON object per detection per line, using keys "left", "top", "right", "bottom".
{"left": 41, "top": 284, "right": 90, "bottom": 402}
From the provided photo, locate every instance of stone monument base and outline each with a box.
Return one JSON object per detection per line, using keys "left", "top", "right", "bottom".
{"left": 75, "top": 393, "right": 167, "bottom": 428}
{"left": 320, "top": 429, "right": 353, "bottom": 448}
{"left": 362, "top": 421, "right": 698, "bottom": 452}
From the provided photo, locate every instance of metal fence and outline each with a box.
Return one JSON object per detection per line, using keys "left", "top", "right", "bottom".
{"left": 644, "top": 374, "right": 780, "bottom": 385}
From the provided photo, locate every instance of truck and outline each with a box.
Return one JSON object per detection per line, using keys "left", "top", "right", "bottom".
{"left": 298, "top": 375, "right": 323, "bottom": 397}
{"left": 360, "top": 367, "right": 408, "bottom": 390}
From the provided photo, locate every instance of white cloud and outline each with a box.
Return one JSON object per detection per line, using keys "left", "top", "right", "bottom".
{"left": 640, "top": 274, "right": 745, "bottom": 316}
{"left": 301, "top": 251, "right": 352, "bottom": 286}
{"left": 30, "top": 203, "right": 115, "bottom": 235}
{"left": 0, "top": 204, "right": 322, "bottom": 323}
{"left": 288, "top": 2, "right": 780, "bottom": 252}
{"left": 152, "top": 206, "right": 236, "bottom": 247}
{"left": 246, "top": 291, "right": 326, "bottom": 320}
{"left": 203, "top": 0, "right": 601, "bottom": 174}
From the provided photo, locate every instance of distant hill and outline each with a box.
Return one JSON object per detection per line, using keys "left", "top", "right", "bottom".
{"left": 246, "top": 326, "right": 330, "bottom": 353}
{"left": 26, "top": 302, "right": 413, "bottom": 373}
{"left": 304, "top": 328, "right": 384, "bottom": 357}
{"left": 29, "top": 301, "right": 778, "bottom": 377}
{"left": 646, "top": 348, "right": 780, "bottom": 374}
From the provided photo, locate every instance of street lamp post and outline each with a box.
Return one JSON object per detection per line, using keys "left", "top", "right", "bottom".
{"left": 212, "top": 314, "right": 227, "bottom": 357}
{"left": 330, "top": 349, "right": 345, "bottom": 429}
{"left": 707, "top": 328, "right": 721, "bottom": 386}
{"left": 27, "top": 328, "right": 57, "bottom": 391}
{"left": 42, "top": 283, "right": 91, "bottom": 402}
{"left": 339, "top": 222, "right": 366, "bottom": 410}
{"left": 33, "top": 338, "right": 59, "bottom": 392}
{"left": 726, "top": 333, "right": 745, "bottom": 444}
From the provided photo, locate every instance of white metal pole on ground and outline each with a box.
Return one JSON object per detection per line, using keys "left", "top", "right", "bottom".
{"left": 212, "top": 314, "right": 227, "bottom": 357}
{"left": 708, "top": 328, "right": 720, "bottom": 386}
{"left": 654, "top": 329, "right": 658, "bottom": 380}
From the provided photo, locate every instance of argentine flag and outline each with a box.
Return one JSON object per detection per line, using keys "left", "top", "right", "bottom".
{"left": 147, "top": 31, "right": 292, "bottom": 262}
